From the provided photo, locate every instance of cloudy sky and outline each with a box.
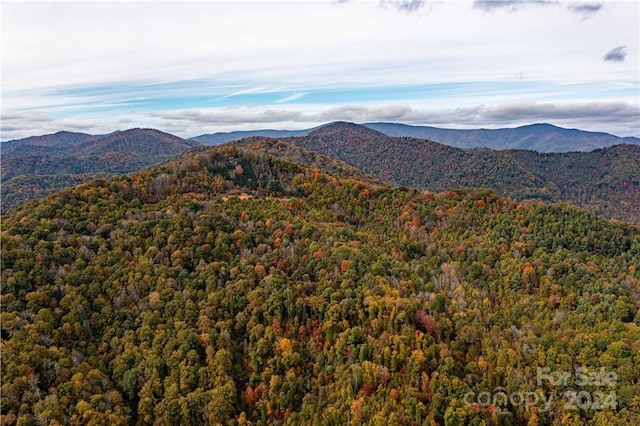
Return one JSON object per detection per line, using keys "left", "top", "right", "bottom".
{"left": 2, "top": 0, "right": 638, "bottom": 140}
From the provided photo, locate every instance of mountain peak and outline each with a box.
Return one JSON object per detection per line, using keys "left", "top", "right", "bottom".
{"left": 518, "top": 123, "right": 557, "bottom": 130}
{"left": 117, "top": 127, "right": 174, "bottom": 137}
{"left": 52, "top": 130, "right": 92, "bottom": 137}
{"left": 308, "top": 121, "right": 385, "bottom": 138}
{"left": 80, "top": 128, "right": 198, "bottom": 156}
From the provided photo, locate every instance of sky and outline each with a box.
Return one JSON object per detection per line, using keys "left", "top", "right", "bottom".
{"left": 1, "top": 0, "right": 639, "bottom": 140}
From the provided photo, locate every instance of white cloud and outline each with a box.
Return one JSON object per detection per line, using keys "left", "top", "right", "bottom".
{"left": 149, "top": 108, "right": 304, "bottom": 125}
{"left": 221, "top": 87, "right": 270, "bottom": 99}
{"left": 1, "top": 1, "right": 638, "bottom": 140}
{"left": 2, "top": 99, "right": 638, "bottom": 141}
{"left": 1, "top": 111, "right": 55, "bottom": 138}
{"left": 147, "top": 101, "right": 639, "bottom": 137}
{"left": 274, "top": 93, "right": 308, "bottom": 104}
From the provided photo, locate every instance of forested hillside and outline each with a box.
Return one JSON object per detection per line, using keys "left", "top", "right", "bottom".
{"left": 188, "top": 122, "right": 640, "bottom": 153}
{"left": 4, "top": 123, "right": 638, "bottom": 224}
{"left": 1, "top": 129, "right": 199, "bottom": 213}
{"left": 0, "top": 131, "right": 102, "bottom": 160}
{"left": 290, "top": 122, "right": 640, "bottom": 224}
{"left": 2, "top": 144, "right": 639, "bottom": 425}
{"left": 191, "top": 129, "right": 312, "bottom": 146}
{"left": 232, "top": 137, "right": 387, "bottom": 186}
{"left": 364, "top": 122, "right": 640, "bottom": 153}
{"left": 1, "top": 174, "right": 111, "bottom": 215}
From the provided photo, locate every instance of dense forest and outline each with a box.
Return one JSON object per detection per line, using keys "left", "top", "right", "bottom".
{"left": 0, "top": 131, "right": 101, "bottom": 160}
{"left": 3, "top": 123, "right": 638, "bottom": 225}
{"left": 363, "top": 122, "right": 640, "bottom": 153}
{"left": 1, "top": 174, "right": 111, "bottom": 216}
{"left": 190, "top": 122, "right": 640, "bottom": 153}
{"left": 1, "top": 129, "right": 198, "bottom": 213}
{"left": 2, "top": 143, "right": 639, "bottom": 425}
{"left": 289, "top": 122, "right": 640, "bottom": 224}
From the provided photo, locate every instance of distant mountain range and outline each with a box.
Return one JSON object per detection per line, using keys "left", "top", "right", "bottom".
{"left": 364, "top": 122, "right": 640, "bottom": 152}
{"left": 191, "top": 122, "right": 640, "bottom": 153}
{"left": 280, "top": 122, "right": 640, "bottom": 224}
{"left": 190, "top": 128, "right": 313, "bottom": 146}
{"left": 1, "top": 128, "right": 198, "bottom": 212}
{"left": 2, "top": 122, "right": 639, "bottom": 223}
{"left": 0, "top": 131, "right": 104, "bottom": 160}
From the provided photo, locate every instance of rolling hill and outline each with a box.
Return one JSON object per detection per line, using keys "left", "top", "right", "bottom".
{"left": 78, "top": 128, "right": 197, "bottom": 157}
{"left": 2, "top": 123, "right": 638, "bottom": 224}
{"left": 284, "top": 122, "right": 640, "bottom": 224}
{"left": 0, "top": 131, "right": 105, "bottom": 160}
{"left": 2, "top": 142, "right": 639, "bottom": 425}
{"left": 0, "top": 130, "right": 102, "bottom": 150}
{"left": 189, "top": 122, "right": 640, "bottom": 152}
{"left": 1, "top": 128, "right": 199, "bottom": 212}
{"left": 190, "top": 128, "right": 312, "bottom": 146}
{"left": 364, "top": 122, "right": 640, "bottom": 152}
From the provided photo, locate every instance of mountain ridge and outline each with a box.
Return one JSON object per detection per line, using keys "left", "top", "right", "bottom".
{"left": 1, "top": 128, "right": 201, "bottom": 212}
{"left": 363, "top": 122, "right": 640, "bottom": 152}
{"left": 189, "top": 128, "right": 312, "bottom": 146}
{"left": 2, "top": 123, "right": 639, "bottom": 224}
{"left": 282, "top": 122, "right": 640, "bottom": 224}
{"left": 79, "top": 128, "right": 199, "bottom": 156}
{"left": 187, "top": 121, "right": 640, "bottom": 152}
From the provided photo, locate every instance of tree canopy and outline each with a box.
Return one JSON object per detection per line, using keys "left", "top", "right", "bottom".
{"left": 2, "top": 144, "right": 639, "bottom": 425}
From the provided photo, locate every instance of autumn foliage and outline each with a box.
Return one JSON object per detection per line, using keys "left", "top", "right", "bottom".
{"left": 1, "top": 143, "right": 639, "bottom": 425}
